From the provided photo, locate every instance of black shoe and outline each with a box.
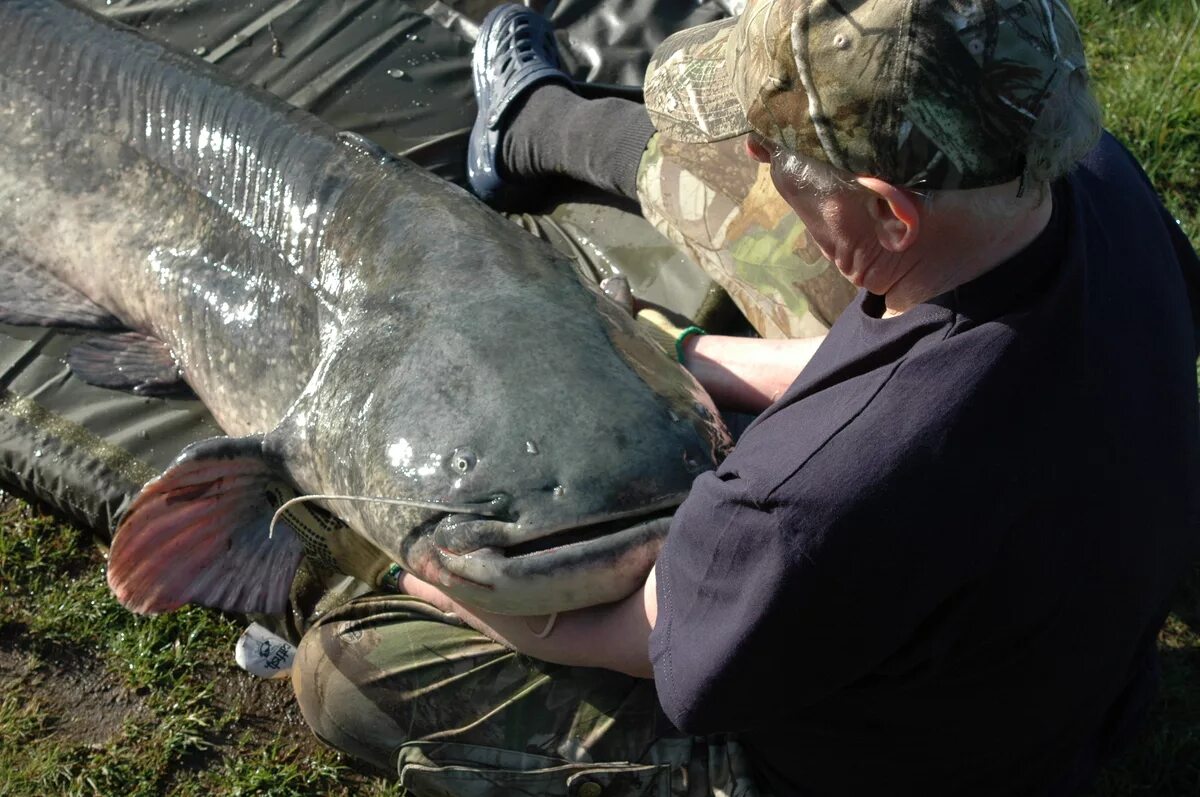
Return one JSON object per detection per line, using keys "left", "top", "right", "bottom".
{"left": 467, "top": 4, "right": 572, "bottom": 206}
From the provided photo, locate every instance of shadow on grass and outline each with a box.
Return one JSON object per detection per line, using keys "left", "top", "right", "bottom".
{"left": 1091, "top": 563, "right": 1200, "bottom": 796}
{"left": 1176, "top": 563, "right": 1200, "bottom": 634}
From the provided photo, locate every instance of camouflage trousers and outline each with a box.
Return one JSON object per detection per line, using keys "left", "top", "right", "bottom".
{"left": 636, "top": 133, "right": 856, "bottom": 340}
{"left": 294, "top": 595, "right": 764, "bottom": 797}
{"left": 290, "top": 134, "right": 841, "bottom": 795}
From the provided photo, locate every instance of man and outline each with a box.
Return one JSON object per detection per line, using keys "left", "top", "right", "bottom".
{"left": 294, "top": 1, "right": 1200, "bottom": 794}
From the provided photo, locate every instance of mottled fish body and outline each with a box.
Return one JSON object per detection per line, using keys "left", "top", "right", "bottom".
{"left": 0, "top": 0, "right": 729, "bottom": 614}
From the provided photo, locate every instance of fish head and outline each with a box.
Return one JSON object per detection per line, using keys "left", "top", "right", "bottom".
{"left": 270, "top": 264, "right": 732, "bottom": 615}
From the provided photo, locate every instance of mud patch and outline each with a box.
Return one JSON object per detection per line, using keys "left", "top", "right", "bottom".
{"left": 208, "top": 666, "right": 392, "bottom": 781}
{"left": 209, "top": 664, "right": 318, "bottom": 749}
{"left": 0, "top": 629, "right": 148, "bottom": 745}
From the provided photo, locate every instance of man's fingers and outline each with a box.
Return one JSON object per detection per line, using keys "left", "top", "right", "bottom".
{"left": 398, "top": 572, "right": 458, "bottom": 613}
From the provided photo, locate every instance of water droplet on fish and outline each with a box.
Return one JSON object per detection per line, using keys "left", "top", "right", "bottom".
{"left": 552, "top": 485, "right": 565, "bottom": 498}
{"left": 33, "top": 449, "right": 42, "bottom": 458}
{"left": 525, "top": 441, "right": 539, "bottom": 455}
{"left": 693, "top": 402, "right": 712, "bottom": 420}
{"left": 668, "top": 409, "right": 681, "bottom": 423}
{"left": 683, "top": 452, "right": 702, "bottom": 472}
{"left": 139, "top": 430, "right": 150, "bottom": 440}
{"left": 405, "top": 33, "right": 422, "bottom": 42}
{"left": 387, "top": 68, "right": 407, "bottom": 79}
{"left": 438, "top": 570, "right": 454, "bottom": 587}
{"left": 193, "top": 46, "right": 208, "bottom": 56}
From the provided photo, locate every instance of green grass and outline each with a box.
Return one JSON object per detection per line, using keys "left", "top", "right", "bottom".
{"left": 0, "top": 496, "right": 397, "bottom": 796}
{"left": 1075, "top": 0, "right": 1200, "bottom": 241}
{"left": 2, "top": 0, "right": 1200, "bottom": 793}
{"left": 0, "top": 498, "right": 231, "bottom": 689}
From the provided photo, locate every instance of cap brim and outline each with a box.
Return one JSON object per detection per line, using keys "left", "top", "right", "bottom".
{"left": 644, "top": 18, "right": 751, "bottom": 144}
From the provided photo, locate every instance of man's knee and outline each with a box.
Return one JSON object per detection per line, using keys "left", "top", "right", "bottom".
{"left": 293, "top": 593, "right": 509, "bottom": 772}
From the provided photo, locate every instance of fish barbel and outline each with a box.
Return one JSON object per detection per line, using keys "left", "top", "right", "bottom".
{"left": 0, "top": 0, "right": 730, "bottom": 615}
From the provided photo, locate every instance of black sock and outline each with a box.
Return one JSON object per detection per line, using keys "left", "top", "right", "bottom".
{"left": 500, "top": 84, "right": 655, "bottom": 202}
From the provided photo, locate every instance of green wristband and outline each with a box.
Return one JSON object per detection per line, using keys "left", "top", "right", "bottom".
{"left": 675, "top": 325, "right": 706, "bottom": 364}
{"left": 381, "top": 563, "right": 404, "bottom": 593}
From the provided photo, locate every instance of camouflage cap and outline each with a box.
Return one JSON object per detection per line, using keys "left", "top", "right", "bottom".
{"left": 644, "top": 0, "right": 1089, "bottom": 190}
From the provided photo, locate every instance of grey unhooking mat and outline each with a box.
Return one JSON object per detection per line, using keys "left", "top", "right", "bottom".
{"left": 0, "top": 0, "right": 743, "bottom": 622}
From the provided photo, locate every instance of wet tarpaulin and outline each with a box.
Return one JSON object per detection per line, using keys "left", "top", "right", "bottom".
{"left": 0, "top": 0, "right": 739, "bottom": 551}
{"left": 89, "top": 0, "right": 741, "bottom": 178}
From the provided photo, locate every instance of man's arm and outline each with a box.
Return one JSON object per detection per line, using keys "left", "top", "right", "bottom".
{"left": 399, "top": 567, "right": 659, "bottom": 678}
{"left": 394, "top": 332, "right": 827, "bottom": 675}
{"left": 682, "top": 333, "right": 825, "bottom": 413}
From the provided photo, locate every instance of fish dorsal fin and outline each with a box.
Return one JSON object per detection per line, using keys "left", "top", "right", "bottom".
{"left": 67, "top": 331, "right": 194, "bottom": 397}
{"left": 0, "top": 248, "right": 123, "bottom": 328}
{"left": 107, "top": 435, "right": 303, "bottom": 615}
{"left": 336, "top": 131, "right": 394, "bottom": 163}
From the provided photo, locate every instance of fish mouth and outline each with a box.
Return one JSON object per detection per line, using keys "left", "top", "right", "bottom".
{"left": 428, "top": 498, "right": 681, "bottom": 612}
{"left": 504, "top": 510, "right": 674, "bottom": 557}
{"left": 433, "top": 497, "right": 681, "bottom": 559}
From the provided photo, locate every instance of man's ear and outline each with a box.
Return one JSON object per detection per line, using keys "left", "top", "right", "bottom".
{"left": 855, "top": 176, "right": 920, "bottom": 252}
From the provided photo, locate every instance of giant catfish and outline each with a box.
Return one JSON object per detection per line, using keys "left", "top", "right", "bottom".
{"left": 0, "top": 0, "right": 730, "bottom": 615}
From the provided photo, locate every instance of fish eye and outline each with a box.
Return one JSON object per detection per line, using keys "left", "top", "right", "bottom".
{"left": 448, "top": 448, "right": 477, "bottom": 475}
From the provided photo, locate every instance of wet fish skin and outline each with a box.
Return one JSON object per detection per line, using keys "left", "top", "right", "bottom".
{"left": 0, "top": 0, "right": 730, "bottom": 614}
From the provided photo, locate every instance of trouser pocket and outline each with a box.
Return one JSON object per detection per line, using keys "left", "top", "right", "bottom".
{"left": 398, "top": 741, "right": 674, "bottom": 797}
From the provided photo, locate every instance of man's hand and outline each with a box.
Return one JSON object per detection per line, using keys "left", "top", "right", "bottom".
{"left": 399, "top": 568, "right": 658, "bottom": 678}
{"left": 601, "top": 276, "right": 686, "bottom": 357}
{"left": 601, "top": 275, "right": 827, "bottom": 414}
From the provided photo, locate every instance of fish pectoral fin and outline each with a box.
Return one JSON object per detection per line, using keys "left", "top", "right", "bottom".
{"left": 106, "top": 435, "right": 303, "bottom": 615}
{"left": 67, "top": 331, "right": 195, "bottom": 398}
{"left": 0, "top": 248, "right": 124, "bottom": 328}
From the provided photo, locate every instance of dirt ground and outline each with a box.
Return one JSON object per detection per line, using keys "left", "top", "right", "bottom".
{"left": 0, "top": 494, "right": 394, "bottom": 794}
